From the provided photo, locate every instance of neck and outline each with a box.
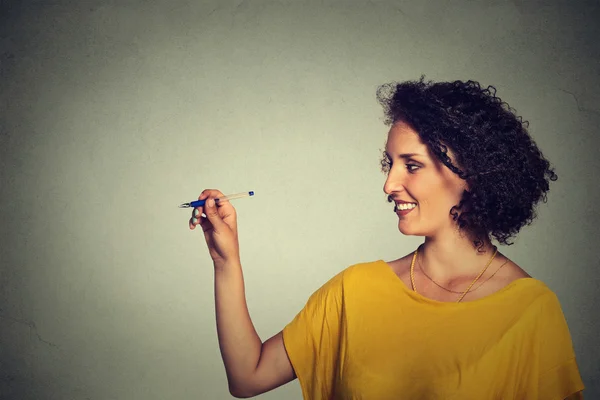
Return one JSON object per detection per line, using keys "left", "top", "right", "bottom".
{"left": 419, "top": 230, "right": 496, "bottom": 281}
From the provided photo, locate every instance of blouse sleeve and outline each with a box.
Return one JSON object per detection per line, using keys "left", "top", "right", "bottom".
{"left": 282, "top": 269, "right": 346, "bottom": 400}
{"left": 537, "top": 293, "right": 585, "bottom": 399}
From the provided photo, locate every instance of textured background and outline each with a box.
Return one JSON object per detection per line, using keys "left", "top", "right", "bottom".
{"left": 1, "top": 0, "right": 599, "bottom": 398}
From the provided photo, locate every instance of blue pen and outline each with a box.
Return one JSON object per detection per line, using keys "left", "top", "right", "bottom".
{"left": 178, "top": 191, "right": 255, "bottom": 208}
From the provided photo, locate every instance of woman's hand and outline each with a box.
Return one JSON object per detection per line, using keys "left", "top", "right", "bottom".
{"left": 189, "top": 189, "right": 240, "bottom": 267}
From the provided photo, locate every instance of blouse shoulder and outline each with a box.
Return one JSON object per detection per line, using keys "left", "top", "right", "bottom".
{"left": 342, "top": 260, "right": 388, "bottom": 279}
{"left": 532, "top": 288, "right": 585, "bottom": 398}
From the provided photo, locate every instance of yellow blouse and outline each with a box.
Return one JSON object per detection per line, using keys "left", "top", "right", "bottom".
{"left": 283, "top": 260, "right": 584, "bottom": 399}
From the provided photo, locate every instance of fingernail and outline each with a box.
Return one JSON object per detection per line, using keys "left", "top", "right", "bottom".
{"left": 193, "top": 209, "right": 199, "bottom": 217}
{"left": 192, "top": 217, "right": 199, "bottom": 224}
{"left": 207, "top": 199, "right": 215, "bottom": 207}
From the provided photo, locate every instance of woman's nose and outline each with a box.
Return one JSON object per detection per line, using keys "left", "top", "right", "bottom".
{"left": 383, "top": 169, "right": 405, "bottom": 195}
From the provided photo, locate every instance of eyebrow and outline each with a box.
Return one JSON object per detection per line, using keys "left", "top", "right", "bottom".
{"left": 384, "top": 151, "right": 424, "bottom": 159}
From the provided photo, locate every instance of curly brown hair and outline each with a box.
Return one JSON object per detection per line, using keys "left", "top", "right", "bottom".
{"left": 377, "top": 76, "right": 558, "bottom": 250}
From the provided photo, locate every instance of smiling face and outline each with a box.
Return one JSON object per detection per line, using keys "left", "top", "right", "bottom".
{"left": 382, "top": 121, "right": 468, "bottom": 237}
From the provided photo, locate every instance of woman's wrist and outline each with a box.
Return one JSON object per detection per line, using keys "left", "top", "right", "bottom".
{"left": 214, "top": 258, "right": 242, "bottom": 274}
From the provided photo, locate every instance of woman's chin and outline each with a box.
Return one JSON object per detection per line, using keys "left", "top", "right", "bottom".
{"left": 397, "top": 220, "right": 429, "bottom": 237}
{"left": 397, "top": 225, "right": 419, "bottom": 236}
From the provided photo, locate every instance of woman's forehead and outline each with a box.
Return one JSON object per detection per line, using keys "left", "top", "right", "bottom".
{"left": 386, "top": 122, "right": 429, "bottom": 155}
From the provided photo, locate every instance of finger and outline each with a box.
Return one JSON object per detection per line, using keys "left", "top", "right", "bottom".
{"left": 189, "top": 209, "right": 205, "bottom": 229}
{"left": 192, "top": 207, "right": 202, "bottom": 220}
{"left": 203, "top": 197, "right": 227, "bottom": 232}
{"left": 195, "top": 189, "right": 227, "bottom": 216}
{"left": 198, "top": 189, "right": 226, "bottom": 201}
{"left": 189, "top": 189, "right": 223, "bottom": 231}
{"left": 197, "top": 189, "right": 237, "bottom": 219}
{"left": 199, "top": 213, "right": 213, "bottom": 232}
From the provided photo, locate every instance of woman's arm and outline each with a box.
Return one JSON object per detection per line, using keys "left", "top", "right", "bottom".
{"left": 191, "top": 189, "right": 295, "bottom": 397}
{"left": 214, "top": 262, "right": 295, "bottom": 397}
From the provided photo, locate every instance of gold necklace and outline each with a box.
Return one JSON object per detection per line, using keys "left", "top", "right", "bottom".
{"left": 410, "top": 245, "right": 498, "bottom": 303}
{"left": 418, "top": 255, "right": 509, "bottom": 294}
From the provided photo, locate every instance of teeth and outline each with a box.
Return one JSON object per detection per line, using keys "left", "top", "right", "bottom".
{"left": 397, "top": 203, "right": 417, "bottom": 211}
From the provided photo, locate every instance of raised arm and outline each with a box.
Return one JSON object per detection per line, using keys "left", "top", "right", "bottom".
{"left": 190, "top": 189, "right": 296, "bottom": 397}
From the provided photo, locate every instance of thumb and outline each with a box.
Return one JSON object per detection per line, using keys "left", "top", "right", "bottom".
{"left": 204, "top": 198, "right": 226, "bottom": 231}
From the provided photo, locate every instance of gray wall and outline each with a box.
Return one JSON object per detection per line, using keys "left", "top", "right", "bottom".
{"left": 1, "top": 0, "right": 598, "bottom": 399}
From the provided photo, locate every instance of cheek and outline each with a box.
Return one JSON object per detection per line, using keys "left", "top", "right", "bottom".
{"left": 412, "top": 176, "right": 462, "bottom": 213}
{"left": 440, "top": 175, "right": 466, "bottom": 202}
{"left": 406, "top": 174, "right": 430, "bottom": 197}
{"left": 449, "top": 184, "right": 467, "bottom": 205}
{"left": 409, "top": 174, "right": 445, "bottom": 201}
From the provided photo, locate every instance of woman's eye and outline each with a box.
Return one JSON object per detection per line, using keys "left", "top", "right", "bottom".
{"left": 406, "top": 164, "right": 420, "bottom": 173}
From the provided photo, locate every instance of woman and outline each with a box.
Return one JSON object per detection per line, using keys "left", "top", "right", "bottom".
{"left": 189, "top": 78, "right": 585, "bottom": 399}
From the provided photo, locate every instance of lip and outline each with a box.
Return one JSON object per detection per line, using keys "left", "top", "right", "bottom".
{"left": 395, "top": 204, "right": 417, "bottom": 216}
